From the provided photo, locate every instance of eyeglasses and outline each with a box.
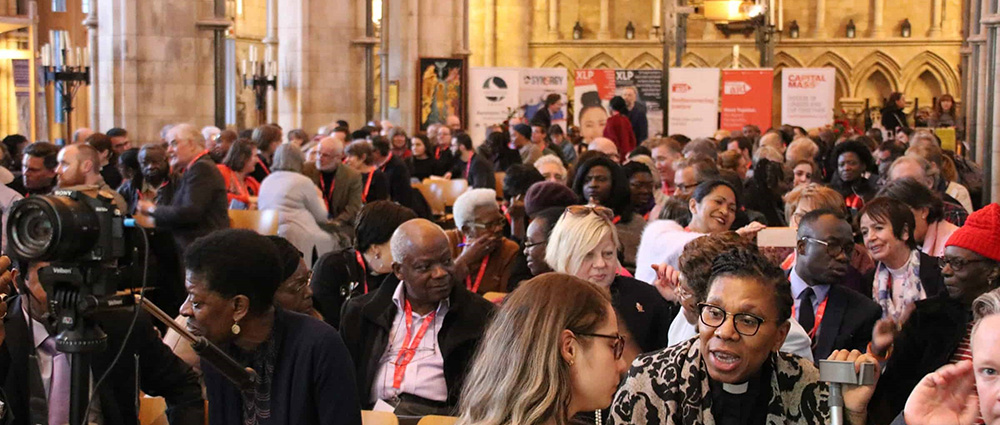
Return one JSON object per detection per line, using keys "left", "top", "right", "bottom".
{"left": 697, "top": 303, "right": 766, "bottom": 337}
{"left": 565, "top": 205, "right": 615, "bottom": 222}
{"left": 800, "top": 237, "right": 854, "bottom": 258}
{"left": 939, "top": 256, "right": 987, "bottom": 272}
{"left": 573, "top": 331, "right": 625, "bottom": 360}
{"left": 470, "top": 217, "right": 506, "bottom": 231}
{"left": 524, "top": 239, "right": 547, "bottom": 249}
{"left": 280, "top": 271, "right": 312, "bottom": 294}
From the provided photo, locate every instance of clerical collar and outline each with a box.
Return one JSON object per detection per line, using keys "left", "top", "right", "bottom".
{"left": 723, "top": 382, "right": 749, "bottom": 394}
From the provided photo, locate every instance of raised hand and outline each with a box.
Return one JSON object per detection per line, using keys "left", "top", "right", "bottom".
{"left": 903, "top": 361, "right": 980, "bottom": 425}
{"left": 871, "top": 318, "right": 899, "bottom": 357}
{"left": 650, "top": 263, "right": 681, "bottom": 303}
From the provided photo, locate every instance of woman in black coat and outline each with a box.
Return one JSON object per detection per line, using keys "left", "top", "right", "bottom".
{"left": 881, "top": 92, "right": 910, "bottom": 134}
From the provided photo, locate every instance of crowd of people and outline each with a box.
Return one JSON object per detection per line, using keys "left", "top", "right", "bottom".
{"left": 0, "top": 88, "right": 996, "bottom": 425}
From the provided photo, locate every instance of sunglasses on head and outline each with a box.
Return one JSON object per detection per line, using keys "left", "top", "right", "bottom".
{"left": 564, "top": 205, "right": 615, "bottom": 222}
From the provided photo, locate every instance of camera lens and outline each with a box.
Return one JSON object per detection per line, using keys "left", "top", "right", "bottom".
{"left": 12, "top": 203, "right": 54, "bottom": 258}
{"left": 7, "top": 195, "right": 100, "bottom": 261}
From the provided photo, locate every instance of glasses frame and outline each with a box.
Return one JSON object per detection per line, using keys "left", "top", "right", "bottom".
{"left": 696, "top": 303, "right": 766, "bottom": 337}
{"left": 523, "top": 239, "right": 547, "bottom": 249}
{"left": 938, "top": 256, "right": 987, "bottom": 272}
{"left": 565, "top": 205, "right": 615, "bottom": 222}
{"left": 280, "top": 270, "right": 313, "bottom": 294}
{"left": 799, "top": 236, "right": 854, "bottom": 258}
{"left": 574, "top": 331, "right": 626, "bottom": 360}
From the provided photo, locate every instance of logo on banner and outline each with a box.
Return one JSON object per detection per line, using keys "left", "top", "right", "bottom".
{"left": 788, "top": 74, "right": 828, "bottom": 89}
{"left": 724, "top": 81, "right": 752, "bottom": 95}
{"left": 523, "top": 75, "right": 565, "bottom": 86}
{"left": 671, "top": 83, "right": 692, "bottom": 94}
{"left": 577, "top": 70, "right": 595, "bottom": 80}
{"left": 482, "top": 77, "right": 509, "bottom": 102}
{"left": 615, "top": 70, "right": 635, "bottom": 80}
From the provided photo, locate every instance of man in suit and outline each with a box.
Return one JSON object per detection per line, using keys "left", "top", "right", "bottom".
{"left": 370, "top": 136, "right": 413, "bottom": 209}
{"left": 529, "top": 93, "right": 562, "bottom": 131}
{"left": 790, "top": 209, "right": 882, "bottom": 361}
{"left": 136, "top": 123, "right": 230, "bottom": 251}
{"left": 314, "top": 136, "right": 363, "bottom": 229}
{"left": 0, "top": 258, "right": 204, "bottom": 425}
{"left": 340, "top": 219, "right": 494, "bottom": 416}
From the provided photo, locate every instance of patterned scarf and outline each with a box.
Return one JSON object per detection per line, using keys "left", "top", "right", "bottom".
{"left": 608, "top": 338, "right": 831, "bottom": 425}
{"left": 234, "top": 313, "right": 283, "bottom": 425}
{"left": 873, "top": 250, "right": 926, "bottom": 322}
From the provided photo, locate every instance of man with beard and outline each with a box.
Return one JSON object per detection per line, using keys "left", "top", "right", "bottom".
{"left": 340, "top": 219, "right": 495, "bottom": 416}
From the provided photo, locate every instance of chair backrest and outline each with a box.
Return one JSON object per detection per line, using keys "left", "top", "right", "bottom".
{"left": 416, "top": 416, "right": 459, "bottom": 425}
{"left": 138, "top": 396, "right": 168, "bottom": 425}
{"left": 362, "top": 410, "right": 400, "bottom": 425}
{"left": 424, "top": 178, "right": 469, "bottom": 208}
{"left": 494, "top": 172, "right": 506, "bottom": 198}
{"left": 229, "top": 209, "right": 280, "bottom": 235}
{"left": 413, "top": 182, "right": 445, "bottom": 216}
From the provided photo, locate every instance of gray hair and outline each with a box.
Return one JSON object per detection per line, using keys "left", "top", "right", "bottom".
{"left": 272, "top": 143, "right": 305, "bottom": 172}
{"left": 888, "top": 154, "right": 936, "bottom": 182}
{"left": 973, "top": 288, "right": 1000, "bottom": 342}
{"left": 453, "top": 188, "right": 499, "bottom": 230}
{"left": 201, "top": 126, "right": 222, "bottom": 142}
{"left": 169, "top": 123, "right": 205, "bottom": 147}
{"left": 533, "top": 154, "right": 566, "bottom": 174}
{"left": 389, "top": 219, "right": 445, "bottom": 264}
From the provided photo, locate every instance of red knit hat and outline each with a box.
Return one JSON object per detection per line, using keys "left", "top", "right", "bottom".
{"left": 946, "top": 203, "right": 1000, "bottom": 262}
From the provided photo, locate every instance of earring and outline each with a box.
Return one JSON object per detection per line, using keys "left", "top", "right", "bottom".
{"left": 231, "top": 322, "right": 241, "bottom": 335}
{"left": 568, "top": 360, "right": 575, "bottom": 366}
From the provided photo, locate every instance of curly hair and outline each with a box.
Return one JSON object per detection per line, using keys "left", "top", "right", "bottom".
{"left": 709, "top": 247, "right": 793, "bottom": 323}
{"left": 571, "top": 155, "right": 633, "bottom": 223}
{"left": 678, "top": 232, "right": 752, "bottom": 303}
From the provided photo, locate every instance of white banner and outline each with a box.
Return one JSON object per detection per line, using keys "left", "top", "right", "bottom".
{"left": 781, "top": 68, "right": 836, "bottom": 130}
{"left": 469, "top": 68, "right": 522, "bottom": 143}
{"left": 519, "top": 68, "right": 569, "bottom": 131}
{"left": 667, "top": 68, "right": 720, "bottom": 139}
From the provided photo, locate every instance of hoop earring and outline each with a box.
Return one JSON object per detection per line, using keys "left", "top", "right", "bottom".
{"left": 231, "top": 322, "right": 241, "bottom": 335}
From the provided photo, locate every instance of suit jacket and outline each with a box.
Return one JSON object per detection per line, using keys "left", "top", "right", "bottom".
{"left": 860, "top": 251, "right": 946, "bottom": 302}
{"left": 0, "top": 297, "right": 204, "bottom": 425}
{"left": 151, "top": 154, "right": 230, "bottom": 250}
{"left": 339, "top": 275, "right": 495, "bottom": 411}
{"left": 611, "top": 276, "right": 677, "bottom": 353}
{"left": 314, "top": 165, "right": 363, "bottom": 226}
{"left": 627, "top": 102, "right": 649, "bottom": 143}
{"left": 869, "top": 295, "right": 970, "bottom": 424}
{"left": 445, "top": 229, "right": 520, "bottom": 295}
{"left": 812, "top": 284, "right": 882, "bottom": 360}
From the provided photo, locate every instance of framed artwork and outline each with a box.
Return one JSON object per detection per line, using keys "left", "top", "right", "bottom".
{"left": 416, "top": 57, "right": 466, "bottom": 132}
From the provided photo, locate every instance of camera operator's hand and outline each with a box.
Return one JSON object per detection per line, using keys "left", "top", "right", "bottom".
{"left": 0, "top": 255, "right": 17, "bottom": 345}
{"left": 137, "top": 200, "right": 157, "bottom": 216}
{"left": 133, "top": 212, "right": 157, "bottom": 229}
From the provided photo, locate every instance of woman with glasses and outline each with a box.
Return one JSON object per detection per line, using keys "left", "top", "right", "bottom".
{"left": 876, "top": 178, "right": 959, "bottom": 257}
{"left": 445, "top": 189, "right": 523, "bottom": 295}
{"left": 866, "top": 203, "right": 1000, "bottom": 423}
{"left": 455, "top": 273, "right": 628, "bottom": 425}
{"left": 572, "top": 155, "right": 645, "bottom": 271}
{"left": 523, "top": 206, "right": 566, "bottom": 277}
{"left": 610, "top": 248, "right": 880, "bottom": 425}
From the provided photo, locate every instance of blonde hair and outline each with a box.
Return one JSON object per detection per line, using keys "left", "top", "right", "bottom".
{"left": 456, "top": 273, "right": 613, "bottom": 425}
{"left": 753, "top": 145, "right": 783, "bottom": 164}
{"left": 782, "top": 183, "right": 846, "bottom": 224}
{"left": 973, "top": 288, "right": 1000, "bottom": 342}
{"left": 786, "top": 138, "right": 819, "bottom": 163}
{"left": 545, "top": 211, "right": 620, "bottom": 276}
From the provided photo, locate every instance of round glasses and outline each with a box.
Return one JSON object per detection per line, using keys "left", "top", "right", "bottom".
{"left": 697, "top": 303, "right": 766, "bottom": 337}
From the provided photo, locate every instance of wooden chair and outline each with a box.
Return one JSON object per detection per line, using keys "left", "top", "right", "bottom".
{"left": 413, "top": 182, "right": 445, "bottom": 217}
{"left": 423, "top": 178, "right": 469, "bottom": 208}
{"left": 228, "top": 209, "right": 279, "bottom": 235}
{"left": 362, "top": 410, "right": 400, "bottom": 425}
{"left": 416, "top": 416, "right": 458, "bottom": 425}
{"left": 138, "top": 396, "right": 168, "bottom": 425}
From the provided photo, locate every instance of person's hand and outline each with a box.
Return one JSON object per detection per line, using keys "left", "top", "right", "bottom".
{"left": 650, "top": 263, "right": 681, "bottom": 302}
{"left": 132, "top": 213, "right": 156, "bottom": 229}
{"left": 443, "top": 172, "right": 453, "bottom": 180}
{"left": 735, "top": 221, "right": 766, "bottom": 238}
{"left": 871, "top": 318, "right": 898, "bottom": 357}
{"left": 137, "top": 200, "right": 156, "bottom": 216}
{"left": 507, "top": 195, "right": 526, "bottom": 222}
{"left": 459, "top": 233, "right": 500, "bottom": 265}
{"left": 828, "top": 349, "right": 881, "bottom": 419}
{"left": 0, "top": 256, "right": 16, "bottom": 344}
{"left": 903, "top": 360, "right": 980, "bottom": 425}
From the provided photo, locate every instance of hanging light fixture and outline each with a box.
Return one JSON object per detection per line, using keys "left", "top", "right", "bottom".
{"left": 846, "top": 19, "right": 856, "bottom": 38}
{"left": 788, "top": 20, "right": 799, "bottom": 38}
{"left": 900, "top": 18, "right": 911, "bottom": 37}
{"left": 703, "top": 0, "right": 758, "bottom": 23}
{"left": 625, "top": 21, "right": 635, "bottom": 39}
{"left": 573, "top": 21, "right": 583, "bottom": 40}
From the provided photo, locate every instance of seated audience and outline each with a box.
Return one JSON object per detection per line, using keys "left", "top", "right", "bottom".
{"left": 523, "top": 180, "right": 580, "bottom": 219}
{"left": 120, "top": 144, "right": 175, "bottom": 215}
{"left": 534, "top": 153, "right": 567, "bottom": 184}
{"left": 858, "top": 197, "right": 946, "bottom": 322}
{"left": 888, "top": 154, "right": 968, "bottom": 226}
{"left": 86, "top": 132, "right": 124, "bottom": 189}
{"left": 344, "top": 140, "right": 391, "bottom": 204}
{"left": 445, "top": 189, "right": 521, "bottom": 294}
{"left": 482, "top": 130, "right": 521, "bottom": 173}
{"left": 10, "top": 141, "right": 58, "bottom": 196}
{"left": 340, "top": 219, "right": 495, "bottom": 415}
{"left": 718, "top": 149, "right": 749, "bottom": 182}
{"left": 646, "top": 137, "right": 683, "bottom": 195}
{"left": 311, "top": 201, "right": 417, "bottom": 328}
{"left": 545, "top": 205, "right": 674, "bottom": 365}
{"left": 407, "top": 134, "right": 439, "bottom": 180}
{"left": 207, "top": 129, "right": 237, "bottom": 163}
{"left": 743, "top": 158, "right": 789, "bottom": 226}
{"left": 216, "top": 138, "right": 261, "bottom": 209}
{"left": 572, "top": 155, "right": 645, "bottom": 270}
{"left": 829, "top": 140, "right": 878, "bottom": 214}
{"left": 907, "top": 135, "right": 974, "bottom": 213}
{"left": 878, "top": 178, "right": 958, "bottom": 257}
{"left": 249, "top": 124, "right": 282, "bottom": 182}
{"left": 268, "top": 235, "right": 323, "bottom": 320}
{"left": 315, "top": 136, "right": 363, "bottom": 228}
{"left": 450, "top": 132, "right": 496, "bottom": 190}
{"left": 587, "top": 137, "right": 621, "bottom": 163}
{"left": 790, "top": 158, "right": 818, "bottom": 188}
{"left": 523, "top": 206, "right": 565, "bottom": 277}
{"left": 868, "top": 203, "right": 1000, "bottom": 424}
{"left": 785, "top": 137, "right": 819, "bottom": 165}
{"left": 671, "top": 157, "right": 719, "bottom": 198}
{"left": 388, "top": 128, "right": 411, "bottom": 159}
{"left": 55, "top": 143, "right": 128, "bottom": 212}
{"left": 623, "top": 161, "right": 657, "bottom": 220}
{"left": 116, "top": 147, "right": 140, "bottom": 189}
{"left": 180, "top": 229, "right": 361, "bottom": 425}
{"left": 258, "top": 143, "right": 340, "bottom": 264}
{"left": 609, "top": 248, "right": 880, "bottom": 424}
{"left": 549, "top": 124, "right": 577, "bottom": 165}
{"left": 371, "top": 135, "right": 414, "bottom": 208}
{"left": 455, "top": 273, "right": 627, "bottom": 425}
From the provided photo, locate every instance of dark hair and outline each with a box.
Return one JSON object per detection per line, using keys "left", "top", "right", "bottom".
{"left": 857, "top": 197, "right": 918, "bottom": 249}
{"left": 266, "top": 235, "right": 303, "bottom": 282}
{"left": 532, "top": 207, "right": 566, "bottom": 239}
{"left": 692, "top": 179, "right": 740, "bottom": 209}
{"left": 223, "top": 138, "right": 256, "bottom": 171}
{"left": 725, "top": 136, "right": 753, "bottom": 154}
{"left": 877, "top": 140, "right": 907, "bottom": 159}
{"left": 797, "top": 208, "right": 849, "bottom": 235}
{"left": 622, "top": 161, "right": 653, "bottom": 181}
{"left": 454, "top": 133, "right": 473, "bottom": 151}
{"left": 503, "top": 164, "right": 544, "bottom": 201}
{"left": 580, "top": 91, "right": 601, "bottom": 108}
{"left": 877, "top": 178, "right": 944, "bottom": 224}
{"left": 336, "top": 120, "right": 350, "bottom": 130}
{"left": 866, "top": 128, "right": 884, "bottom": 143}
{"left": 669, "top": 134, "right": 691, "bottom": 146}
{"left": 86, "top": 133, "right": 112, "bottom": 153}
{"left": 106, "top": 127, "right": 128, "bottom": 138}
{"left": 371, "top": 136, "right": 391, "bottom": 156}
{"left": 609, "top": 96, "right": 628, "bottom": 114}
{"left": 628, "top": 146, "right": 652, "bottom": 159}
{"left": 118, "top": 147, "right": 141, "bottom": 182}
{"left": 679, "top": 232, "right": 750, "bottom": 303}
{"left": 184, "top": 229, "right": 283, "bottom": 315}
{"left": 355, "top": 201, "right": 417, "bottom": 253}
{"left": 23, "top": 142, "right": 59, "bottom": 170}
{"left": 571, "top": 155, "right": 633, "bottom": 222}
{"left": 2, "top": 134, "right": 27, "bottom": 159}
{"left": 709, "top": 248, "right": 793, "bottom": 323}
{"left": 350, "top": 129, "right": 369, "bottom": 141}
{"left": 333, "top": 126, "right": 349, "bottom": 136}
{"left": 887, "top": 92, "right": 904, "bottom": 108}
{"left": 288, "top": 129, "right": 309, "bottom": 142}
{"left": 832, "top": 140, "right": 875, "bottom": 174}
{"left": 546, "top": 124, "right": 564, "bottom": 137}
{"left": 251, "top": 125, "right": 282, "bottom": 151}
{"left": 544, "top": 93, "right": 562, "bottom": 106}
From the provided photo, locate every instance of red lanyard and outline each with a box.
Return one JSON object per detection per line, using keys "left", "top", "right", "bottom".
{"left": 178, "top": 150, "right": 210, "bottom": 175}
{"left": 362, "top": 171, "right": 375, "bottom": 203}
{"left": 466, "top": 256, "right": 489, "bottom": 293}
{"left": 643, "top": 211, "right": 650, "bottom": 221}
{"left": 380, "top": 153, "right": 393, "bottom": 172}
{"left": 434, "top": 146, "right": 442, "bottom": 160}
{"left": 845, "top": 194, "right": 864, "bottom": 210}
{"left": 465, "top": 153, "right": 475, "bottom": 178}
{"left": 355, "top": 251, "right": 368, "bottom": 294}
{"left": 612, "top": 215, "right": 622, "bottom": 224}
{"left": 137, "top": 181, "right": 169, "bottom": 201}
{"left": 792, "top": 295, "right": 829, "bottom": 339}
{"left": 256, "top": 155, "right": 271, "bottom": 175}
{"left": 392, "top": 299, "right": 437, "bottom": 389}
{"left": 320, "top": 173, "right": 336, "bottom": 206}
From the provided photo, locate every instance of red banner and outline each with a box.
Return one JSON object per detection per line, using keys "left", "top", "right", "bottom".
{"left": 720, "top": 69, "right": 773, "bottom": 132}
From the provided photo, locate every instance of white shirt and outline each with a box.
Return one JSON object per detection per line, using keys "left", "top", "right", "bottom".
{"left": 665, "top": 311, "right": 815, "bottom": 363}
{"left": 635, "top": 220, "right": 705, "bottom": 283}
{"left": 946, "top": 181, "right": 974, "bottom": 213}
{"left": 370, "top": 282, "right": 449, "bottom": 404}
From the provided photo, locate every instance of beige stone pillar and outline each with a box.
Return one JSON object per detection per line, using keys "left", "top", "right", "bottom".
{"left": 84, "top": 0, "right": 98, "bottom": 130}
{"left": 263, "top": 0, "right": 278, "bottom": 123}
{"left": 548, "top": 0, "right": 559, "bottom": 39}
{"left": 871, "top": 0, "right": 885, "bottom": 37}
{"left": 484, "top": 0, "right": 496, "bottom": 66}
{"left": 929, "top": 0, "right": 943, "bottom": 36}
{"left": 598, "top": 0, "right": 611, "bottom": 39}
{"left": 812, "top": 0, "right": 825, "bottom": 37}
{"left": 495, "top": 0, "right": 529, "bottom": 67}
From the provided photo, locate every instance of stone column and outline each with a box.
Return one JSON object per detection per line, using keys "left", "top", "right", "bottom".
{"left": 495, "top": 0, "right": 529, "bottom": 67}
{"left": 929, "top": 0, "right": 943, "bottom": 36}
{"left": 484, "top": 0, "right": 495, "bottom": 66}
{"left": 263, "top": 0, "right": 278, "bottom": 123}
{"left": 84, "top": 0, "right": 98, "bottom": 130}
{"left": 871, "top": 0, "right": 885, "bottom": 37}
{"left": 812, "top": 0, "right": 825, "bottom": 38}
{"left": 598, "top": 0, "right": 611, "bottom": 39}
{"left": 548, "top": 0, "right": 559, "bottom": 40}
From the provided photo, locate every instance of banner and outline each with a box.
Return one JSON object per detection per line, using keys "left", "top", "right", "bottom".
{"left": 781, "top": 68, "right": 836, "bottom": 130}
{"left": 615, "top": 69, "right": 663, "bottom": 140}
{"left": 520, "top": 68, "right": 569, "bottom": 131}
{"left": 573, "top": 69, "right": 616, "bottom": 142}
{"left": 668, "top": 68, "right": 720, "bottom": 139}
{"left": 469, "top": 68, "right": 522, "bottom": 142}
{"left": 720, "top": 69, "right": 773, "bottom": 132}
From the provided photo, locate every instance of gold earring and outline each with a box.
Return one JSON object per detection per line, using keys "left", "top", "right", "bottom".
{"left": 568, "top": 360, "right": 575, "bottom": 366}
{"left": 231, "top": 323, "right": 241, "bottom": 335}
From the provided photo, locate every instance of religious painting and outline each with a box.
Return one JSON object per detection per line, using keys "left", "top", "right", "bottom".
{"left": 417, "top": 57, "right": 465, "bottom": 131}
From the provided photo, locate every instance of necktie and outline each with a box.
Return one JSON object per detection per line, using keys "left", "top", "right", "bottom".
{"left": 798, "top": 287, "right": 816, "bottom": 334}
{"left": 39, "top": 336, "right": 70, "bottom": 425}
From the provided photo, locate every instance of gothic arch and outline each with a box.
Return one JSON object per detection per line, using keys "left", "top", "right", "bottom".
{"left": 714, "top": 53, "right": 758, "bottom": 69}
{"left": 900, "top": 51, "right": 960, "bottom": 97}
{"left": 582, "top": 52, "right": 622, "bottom": 69}
{"left": 625, "top": 52, "right": 662, "bottom": 70}
{"left": 773, "top": 52, "right": 804, "bottom": 70}
{"left": 851, "top": 51, "right": 901, "bottom": 97}
{"left": 540, "top": 52, "right": 579, "bottom": 70}
{"left": 808, "top": 51, "right": 853, "bottom": 97}
{"left": 681, "top": 52, "right": 710, "bottom": 68}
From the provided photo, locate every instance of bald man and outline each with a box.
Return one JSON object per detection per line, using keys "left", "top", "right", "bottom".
{"left": 340, "top": 218, "right": 495, "bottom": 416}
{"left": 445, "top": 115, "right": 461, "bottom": 131}
{"left": 589, "top": 137, "right": 621, "bottom": 162}
{"left": 72, "top": 127, "right": 94, "bottom": 145}
{"left": 315, "top": 136, "right": 363, "bottom": 226}
{"left": 56, "top": 143, "right": 128, "bottom": 212}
